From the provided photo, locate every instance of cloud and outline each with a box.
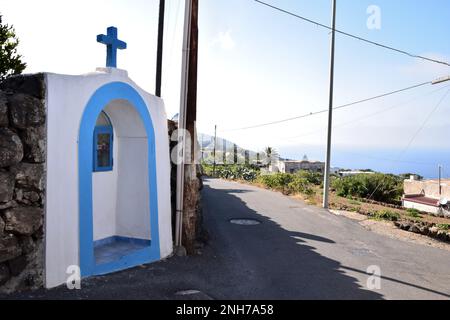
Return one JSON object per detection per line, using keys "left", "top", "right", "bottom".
{"left": 211, "top": 30, "right": 235, "bottom": 50}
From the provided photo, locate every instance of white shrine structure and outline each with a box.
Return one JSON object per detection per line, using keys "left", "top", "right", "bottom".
{"left": 44, "top": 27, "right": 173, "bottom": 288}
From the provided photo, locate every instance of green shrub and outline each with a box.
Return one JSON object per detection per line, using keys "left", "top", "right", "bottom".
{"left": 205, "top": 164, "right": 260, "bottom": 182}
{"left": 348, "top": 199, "right": 362, "bottom": 205}
{"left": 257, "top": 173, "right": 316, "bottom": 196}
{"left": 257, "top": 173, "right": 293, "bottom": 189}
{"left": 406, "top": 208, "right": 421, "bottom": 218}
{"left": 372, "top": 210, "right": 401, "bottom": 221}
{"left": 437, "top": 224, "right": 450, "bottom": 231}
{"left": 294, "top": 170, "right": 322, "bottom": 186}
{"left": 287, "top": 176, "right": 315, "bottom": 195}
{"left": 331, "top": 173, "right": 403, "bottom": 204}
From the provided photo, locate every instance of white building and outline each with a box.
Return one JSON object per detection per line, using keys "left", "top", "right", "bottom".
{"left": 339, "top": 171, "right": 376, "bottom": 177}
{"left": 403, "top": 176, "right": 450, "bottom": 216}
{"left": 270, "top": 159, "right": 325, "bottom": 174}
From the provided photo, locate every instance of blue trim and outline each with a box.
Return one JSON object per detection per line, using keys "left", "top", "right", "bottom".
{"left": 93, "top": 125, "right": 114, "bottom": 172}
{"left": 78, "top": 82, "right": 160, "bottom": 277}
{"left": 94, "top": 236, "right": 151, "bottom": 248}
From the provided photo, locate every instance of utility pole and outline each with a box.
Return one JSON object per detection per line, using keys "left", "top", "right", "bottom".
{"left": 323, "top": 0, "right": 337, "bottom": 209}
{"left": 222, "top": 138, "right": 227, "bottom": 164}
{"left": 213, "top": 125, "right": 217, "bottom": 176}
{"left": 200, "top": 133, "right": 205, "bottom": 164}
{"left": 155, "top": 0, "right": 165, "bottom": 97}
{"left": 175, "top": 0, "right": 198, "bottom": 253}
{"left": 439, "top": 165, "right": 443, "bottom": 196}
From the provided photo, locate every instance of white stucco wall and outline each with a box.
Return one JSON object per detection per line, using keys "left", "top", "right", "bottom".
{"left": 93, "top": 171, "right": 118, "bottom": 241}
{"left": 44, "top": 68, "right": 173, "bottom": 288}
{"left": 92, "top": 125, "right": 118, "bottom": 241}
{"left": 402, "top": 200, "right": 440, "bottom": 215}
{"left": 104, "top": 101, "right": 151, "bottom": 240}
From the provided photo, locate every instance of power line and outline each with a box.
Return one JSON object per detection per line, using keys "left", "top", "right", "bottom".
{"left": 222, "top": 81, "right": 431, "bottom": 132}
{"left": 398, "top": 88, "right": 450, "bottom": 157}
{"left": 253, "top": 0, "right": 450, "bottom": 68}
{"left": 278, "top": 83, "right": 450, "bottom": 142}
{"left": 368, "top": 88, "right": 450, "bottom": 200}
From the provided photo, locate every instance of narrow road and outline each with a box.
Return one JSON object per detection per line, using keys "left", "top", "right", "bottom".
{"left": 200, "top": 179, "right": 450, "bottom": 300}
{"left": 4, "top": 178, "right": 450, "bottom": 300}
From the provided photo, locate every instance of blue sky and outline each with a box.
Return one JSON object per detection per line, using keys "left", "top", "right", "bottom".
{"left": 1, "top": 0, "right": 450, "bottom": 175}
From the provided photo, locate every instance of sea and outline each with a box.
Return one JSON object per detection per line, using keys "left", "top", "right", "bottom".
{"left": 278, "top": 145, "right": 450, "bottom": 179}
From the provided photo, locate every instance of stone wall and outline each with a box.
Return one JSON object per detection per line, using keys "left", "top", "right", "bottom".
{"left": 167, "top": 120, "right": 204, "bottom": 255}
{"left": 0, "top": 74, "right": 46, "bottom": 293}
{"left": 404, "top": 179, "right": 450, "bottom": 200}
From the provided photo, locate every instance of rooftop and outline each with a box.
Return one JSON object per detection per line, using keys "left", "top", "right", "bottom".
{"left": 403, "top": 195, "right": 440, "bottom": 207}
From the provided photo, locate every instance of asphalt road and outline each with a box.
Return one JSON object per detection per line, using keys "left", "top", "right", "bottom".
{"left": 3, "top": 178, "right": 450, "bottom": 300}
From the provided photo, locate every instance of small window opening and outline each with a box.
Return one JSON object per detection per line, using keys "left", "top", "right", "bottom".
{"left": 93, "top": 111, "right": 113, "bottom": 172}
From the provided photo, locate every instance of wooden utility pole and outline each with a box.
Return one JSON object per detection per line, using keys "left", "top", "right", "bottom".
{"left": 155, "top": 0, "right": 165, "bottom": 97}
{"left": 185, "top": 0, "right": 199, "bottom": 154}
{"left": 175, "top": 0, "right": 199, "bottom": 254}
{"left": 323, "top": 0, "right": 337, "bottom": 209}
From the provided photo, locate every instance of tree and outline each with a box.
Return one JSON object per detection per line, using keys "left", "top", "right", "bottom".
{"left": 264, "top": 146, "right": 279, "bottom": 167}
{"left": 0, "top": 15, "right": 26, "bottom": 81}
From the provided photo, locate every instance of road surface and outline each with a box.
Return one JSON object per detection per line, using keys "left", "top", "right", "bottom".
{"left": 199, "top": 179, "right": 450, "bottom": 299}
{"left": 3, "top": 178, "right": 450, "bottom": 300}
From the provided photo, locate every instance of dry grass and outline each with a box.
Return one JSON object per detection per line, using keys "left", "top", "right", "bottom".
{"left": 216, "top": 178, "right": 450, "bottom": 225}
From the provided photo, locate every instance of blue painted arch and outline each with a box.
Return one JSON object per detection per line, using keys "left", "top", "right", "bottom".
{"left": 78, "top": 81, "right": 160, "bottom": 277}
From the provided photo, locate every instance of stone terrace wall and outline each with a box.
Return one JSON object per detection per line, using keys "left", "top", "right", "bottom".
{"left": 0, "top": 74, "right": 46, "bottom": 293}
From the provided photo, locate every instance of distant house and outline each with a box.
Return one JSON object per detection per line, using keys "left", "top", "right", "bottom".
{"left": 339, "top": 171, "right": 375, "bottom": 177}
{"left": 403, "top": 176, "right": 450, "bottom": 216}
{"left": 270, "top": 159, "right": 325, "bottom": 174}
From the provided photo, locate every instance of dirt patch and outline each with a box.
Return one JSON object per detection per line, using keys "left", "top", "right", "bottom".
{"left": 210, "top": 178, "right": 450, "bottom": 245}
{"left": 330, "top": 210, "right": 450, "bottom": 252}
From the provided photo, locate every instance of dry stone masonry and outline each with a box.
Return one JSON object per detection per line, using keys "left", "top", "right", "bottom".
{"left": 0, "top": 74, "right": 46, "bottom": 292}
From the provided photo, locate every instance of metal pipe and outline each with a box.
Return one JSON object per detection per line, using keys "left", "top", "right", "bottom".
{"left": 175, "top": 0, "right": 193, "bottom": 248}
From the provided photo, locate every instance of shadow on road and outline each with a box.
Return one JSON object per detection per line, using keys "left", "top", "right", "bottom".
{"left": 201, "top": 180, "right": 384, "bottom": 300}
{"left": 2, "top": 179, "right": 386, "bottom": 300}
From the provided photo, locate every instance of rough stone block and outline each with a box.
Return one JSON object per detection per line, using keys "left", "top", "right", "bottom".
{"left": 20, "top": 126, "right": 46, "bottom": 163}
{"left": 0, "top": 170, "right": 15, "bottom": 202}
{"left": 18, "top": 236, "right": 35, "bottom": 254}
{"left": 23, "top": 191, "right": 40, "bottom": 204}
{"left": 0, "top": 91, "right": 8, "bottom": 126}
{"left": 12, "top": 163, "right": 45, "bottom": 191}
{"left": 0, "top": 235, "right": 22, "bottom": 263}
{"left": 8, "top": 256, "right": 27, "bottom": 277}
{"left": 8, "top": 93, "right": 45, "bottom": 129}
{"left": 0, "top": 201, "right": 17, "bottom": 210}
{"left": 4, "top": 207, "right": 43, "bottom": 236}
{"left": 0, "top": 74, "right": 45, "bottom": 99}
{"left": 0, "top": 128, "right": 24, "bottom": 168}
{"left": 0, "top": 216, "right": 4, "bottom": 235}
{"left": 0, "top": 263, "right": 10, "bottom": 286}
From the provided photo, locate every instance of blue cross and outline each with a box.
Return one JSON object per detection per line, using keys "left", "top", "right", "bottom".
{"left": 97, "top": 26, "right": 127, "bottom": 68}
